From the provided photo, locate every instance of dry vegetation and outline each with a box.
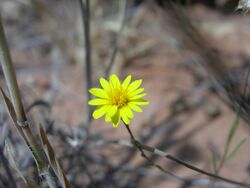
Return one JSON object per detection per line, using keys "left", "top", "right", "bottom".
{"left": 0, "top": 0, "right": 249, "bottom": 188}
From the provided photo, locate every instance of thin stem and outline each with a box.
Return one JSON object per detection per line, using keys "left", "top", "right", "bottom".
{"left": 214, "top": 141, "right": 229, "bottom": 176}
{"left": 79, "top": 0, "right": 93, "bottom": 124}
{"left": 105, "top": 0, "right": 128, "bottom": 79}
{"left": 0, "top": 14, "right": 43, "bottom": 169}
{"left": 123, "top": 124, "right": 183, "bottom": 181}
{"left": 215, "top": 67, "right": 250, "bottom": 176}
{"left": 0, "top": 15, "right": 26, "bottom": 122}
{"left": 0, "top": 15, "right": 58, "bottom": 188}
{"left": 123, "top": 123, "right": 250, "bottom": 187}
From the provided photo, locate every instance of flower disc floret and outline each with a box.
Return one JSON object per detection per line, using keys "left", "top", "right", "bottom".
{"left": 109, "top": 88, "right": 128, "bottom": 108}
{"left": 88, "top": 74, "right": 149, "bottom": 128}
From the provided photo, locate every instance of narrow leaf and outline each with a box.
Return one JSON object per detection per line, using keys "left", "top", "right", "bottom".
{"left": 39, "top": 126, "right": 56, "bottom": 167}
{"left": 0, "top": 88, "right": 17, "bottom": 122}
{"left": 226, "top": 112, "right": 240, "bottom": 149}
{"left": 1, "top": 88, "right": 45, "bottom": 172}
{"left": 39, "top": 125, "right": 72, "bottom": 188}
{"left": 56, "top": 160, "right": 72, "bottom": 188}
{"left": 0, "top": 88, "right": 27, "bottom": 141}
{"left": 226, "top": 138, "right": 246, "bottom": 161}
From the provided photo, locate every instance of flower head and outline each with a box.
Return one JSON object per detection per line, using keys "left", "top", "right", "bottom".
{"left": 88, "top": 74, "right": 149, "bottom": 128}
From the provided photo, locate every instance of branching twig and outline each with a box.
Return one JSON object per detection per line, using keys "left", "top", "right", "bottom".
{"left": 122, "top": 123, "right": 250, "bottom": 188}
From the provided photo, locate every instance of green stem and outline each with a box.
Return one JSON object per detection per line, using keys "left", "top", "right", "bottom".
{"left": 0, "top": 14, "right": 57, "bottom": 188}
{"left": 0, "top": 16, "right": 26, "bottom": 122}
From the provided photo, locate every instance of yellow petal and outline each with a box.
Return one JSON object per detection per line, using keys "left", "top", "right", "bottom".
{"left": 120, "top": 108, "right": 131, "bottom": 124}
{"left": 89, "top": 88, "right": 108, "bottom": 98}
{"left": 130, "top": 100, "right": 149, "bottom": 106}
{"left": 129, "top": 93, "right": 146, "bottom": 100}
{"left": 122, "top": 106, "right": 134, "bottom": 118}
{"left": 105, "top": 114, "right": 111, "bottom": 122}
{"left": 122, "top": 114, "right": 130, "bottom": 125}
{"left": 128, "top": 88, "right": 144, "bottom": 97}
{"left": 127, "top": 79, "right": 142, "bottom": 93}
{"left": 122, "top": 75, "right": 131, "bottom": 90}
{"left": 110, "top": 74, "right": 121, "bottom": 88}
{"left": 107, "top": 105, "right": 118, "bottom": 117}
{"left": 112, "top": 110, "right": 121, "bottom": 128}
{"left": 128, "top": 103, "right": 143, "bottom": 112}
{"left": 100, "top": 77, "right": 110, "bottom": 91}
{"left": 93, "top": 105, "right": 108, "bottom": 119}
{"left": 88, "top": 99, "right": 107, "bottom": 106}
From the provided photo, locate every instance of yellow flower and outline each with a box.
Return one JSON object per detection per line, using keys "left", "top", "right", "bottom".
{"left": 88, "top": 74, "right": 149, "bottom": 128}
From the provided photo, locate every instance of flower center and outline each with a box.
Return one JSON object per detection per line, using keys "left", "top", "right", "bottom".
{"left": 110, "top": 89, "right": 128, "bottom": 108}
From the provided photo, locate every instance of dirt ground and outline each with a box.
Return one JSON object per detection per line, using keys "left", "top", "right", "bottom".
{"left": 0, "top": 1, "right": 249, "bottom": 187}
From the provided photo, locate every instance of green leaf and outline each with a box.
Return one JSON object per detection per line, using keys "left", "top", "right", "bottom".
{"left": 226, "top": 138, "right": 246, "bottom": 161}
{"left": 226, "top": 112, "right": 240, "bottom": 150}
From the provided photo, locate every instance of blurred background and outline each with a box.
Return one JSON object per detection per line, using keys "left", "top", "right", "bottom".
{"left": 0, "top": 0, "right": 249, "bottom": 187}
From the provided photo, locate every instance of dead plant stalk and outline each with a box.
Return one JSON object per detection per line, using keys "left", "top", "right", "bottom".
{"left": 0, "top": 15, "right": 58, "bottom": 188}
